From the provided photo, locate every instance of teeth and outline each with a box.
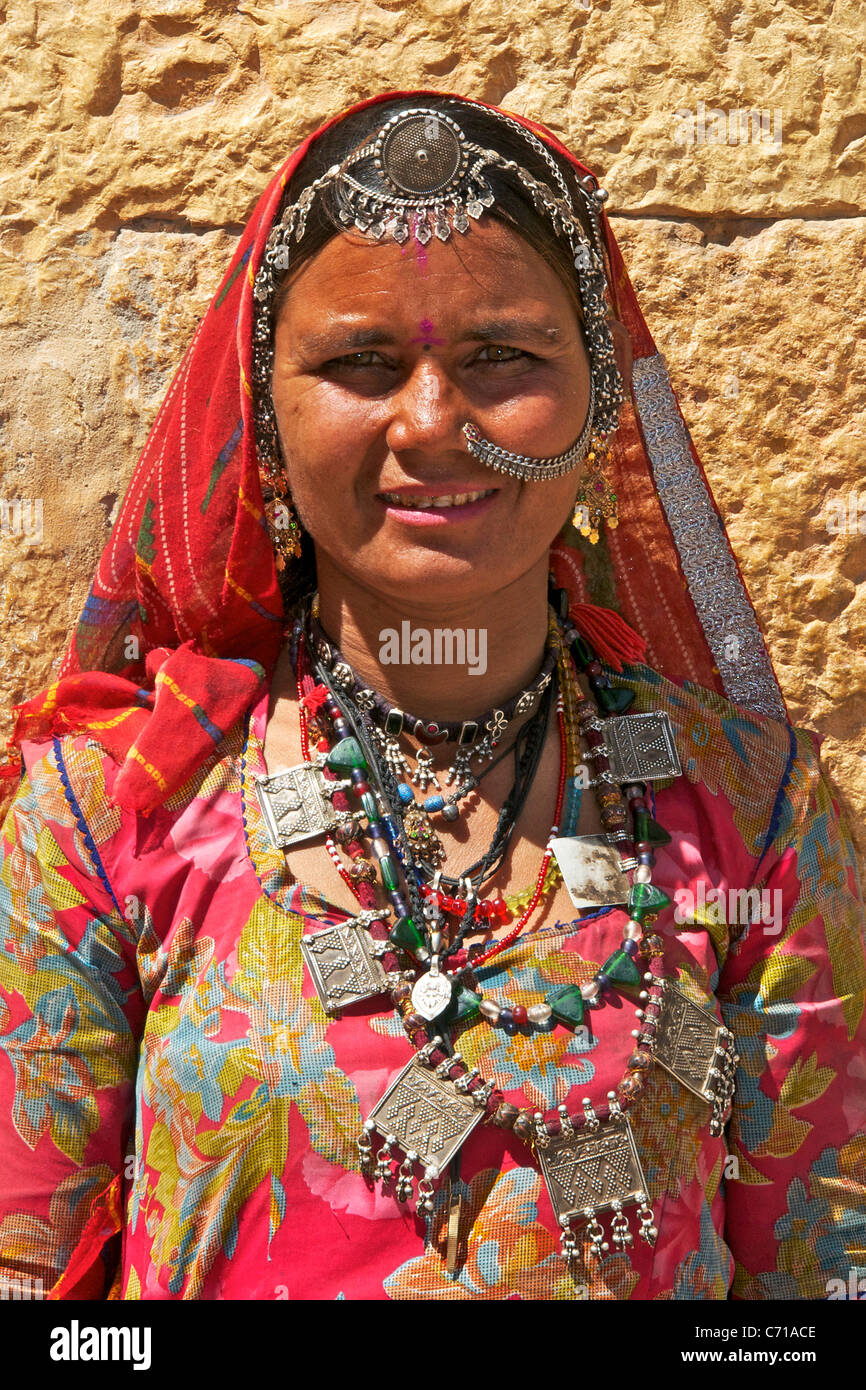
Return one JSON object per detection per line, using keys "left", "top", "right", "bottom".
{"left": 382, "top": 490, "right": 494, "bottom": 510}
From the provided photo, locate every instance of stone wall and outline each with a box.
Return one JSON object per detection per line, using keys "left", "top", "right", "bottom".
{"left": 1, "top": 0, "right": 864, "bottom": 875}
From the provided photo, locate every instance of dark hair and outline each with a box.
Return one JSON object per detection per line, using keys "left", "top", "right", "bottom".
{"left": 269, "top": 96, "right": 599, "bottom": 614}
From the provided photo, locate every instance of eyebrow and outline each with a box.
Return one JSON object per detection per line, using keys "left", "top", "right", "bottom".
{"left": 463, "top": 317, "right": 563, "bottom": 345}
{"left": 293, "top": 316, "right": 563, "bottom": 358}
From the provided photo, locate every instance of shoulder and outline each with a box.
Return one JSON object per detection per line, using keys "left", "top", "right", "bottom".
{"left": 9, "top": 712, "right": 249, "bottom": 888}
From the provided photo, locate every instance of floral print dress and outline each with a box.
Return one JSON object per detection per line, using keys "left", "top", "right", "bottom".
{"left": 1, "top": 662, "right": 864, "bottom": 1300}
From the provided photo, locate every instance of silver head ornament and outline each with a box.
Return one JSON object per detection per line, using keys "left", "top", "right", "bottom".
{"left": 252, "top": 103, "right": 623, "bottom": 480}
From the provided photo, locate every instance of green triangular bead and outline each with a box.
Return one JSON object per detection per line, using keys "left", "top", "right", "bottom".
{"left": 601, "top": 948, "right": 642, "bottom": 987}
{"left": 628, "top": 882, "right": 672, "bottom": 915}
{"left": 389, "top": 915, "right": 426, "bottom": 956}
{"left": 442, "top": 984, "right": 482, "bottom": 1024}
{"left": 325, "top": 736, "right": 367, "bottom": 772}
{"left": 633, "top": 810, "right": 671, "bottom": 846}
{"left": 595, "top": 685, "right": 635, "bottom": 714}
{"left": 545, "top": 983, "right": 584, "bottom": 1027}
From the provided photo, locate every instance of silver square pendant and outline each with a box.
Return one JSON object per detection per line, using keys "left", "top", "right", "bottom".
{"left": 603, "top": 711, "right": 682, "bottom": 783}
{"left": 254, "top": 761, "right": 349, "bottom": 849}
{"left": 550, "top": 834, "right": 631, "bottom": 910}
{"left": 653, "top": 981, "right": 730, "bottom": 1103}
{"left": 538, "top": 1115, "right": 649, "bottom": 1225}
{"left": 367, "top": 1057, "right": 484, "bottom": 1173}
{"left": 300, "top": 921, "right": 388, "bottom": 1014}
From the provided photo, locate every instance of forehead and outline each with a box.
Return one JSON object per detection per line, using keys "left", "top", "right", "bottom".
{"left": 275, "top": 218, "right": 578, "bottom": 333}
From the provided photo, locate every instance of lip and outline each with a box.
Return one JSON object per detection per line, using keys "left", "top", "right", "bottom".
{"left": 375, "top": 485, "right": 499, "bottom": 526}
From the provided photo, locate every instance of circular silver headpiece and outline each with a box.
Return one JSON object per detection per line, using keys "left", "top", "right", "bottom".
{"left": 375, "top": 110, "right": 466, "bottom": 195}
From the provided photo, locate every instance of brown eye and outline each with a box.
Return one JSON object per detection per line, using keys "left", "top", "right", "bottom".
{"left": 332, "top": 351, "right": 389, "bottom": 368}
{"left": 478, "top": 345, "right": 529, "bottom": 363}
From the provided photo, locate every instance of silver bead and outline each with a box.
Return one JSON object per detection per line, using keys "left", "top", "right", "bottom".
{"left": 633, "top": 864, "right": 652, "bottom": 883}
{"left": 479, "top": 999, "right": 501, "bottom": 1023}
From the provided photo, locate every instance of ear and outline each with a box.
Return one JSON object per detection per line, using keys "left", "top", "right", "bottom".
{"left": 607, "top": 318, "right": 633, "bottom": 395}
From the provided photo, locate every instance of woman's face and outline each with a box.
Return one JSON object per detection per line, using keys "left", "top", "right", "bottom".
{"left": 270, "top": 216, "right": 593, "bottom": 612}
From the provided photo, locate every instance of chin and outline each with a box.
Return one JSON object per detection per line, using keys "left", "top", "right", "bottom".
{"left": 345, "top": 548, "right": 504, "bottom": 608}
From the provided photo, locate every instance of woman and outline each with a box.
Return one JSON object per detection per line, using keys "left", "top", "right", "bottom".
{"left": 0, "top": 91, "right": 863, "bottom": 1301}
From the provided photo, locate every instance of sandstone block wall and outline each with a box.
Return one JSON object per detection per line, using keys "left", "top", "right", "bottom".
{"left": 1, "top": 0, "right": 864, "bottom": 876}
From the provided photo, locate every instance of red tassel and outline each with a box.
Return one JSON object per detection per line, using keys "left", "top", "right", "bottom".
{"left": 300, "top": 683, "right": 330, "bottom": 714}
{"left": 570, "top": 602, "right": 647, "bottom": 673}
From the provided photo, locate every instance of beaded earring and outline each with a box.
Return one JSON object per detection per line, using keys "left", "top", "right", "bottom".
{"left": 262, "top": 465, "right": 303, "bottom": 568}
{"left": 571, "top": 434, "right": 618, "bottom": 544}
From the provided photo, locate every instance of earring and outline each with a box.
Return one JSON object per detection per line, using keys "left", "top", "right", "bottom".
{"left": 571, "top": 435, "right": 618, "bottom": 545}
{"left": 266, "top": 474, "right": 303, "bottom": 568}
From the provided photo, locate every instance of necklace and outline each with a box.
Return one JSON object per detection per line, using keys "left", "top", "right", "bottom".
{"left": 253, "top": 597, "right": 739, "bottom": 1269}
{"left": 307, "top": 603, "right": 557, "bottom": 759}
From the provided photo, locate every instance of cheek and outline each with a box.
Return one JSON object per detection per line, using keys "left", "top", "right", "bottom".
{"left": 274, "top": 382, "right": 384, "bottom": 483}
{"left": 523, "top": 474, "right": 581, "bottom": 543}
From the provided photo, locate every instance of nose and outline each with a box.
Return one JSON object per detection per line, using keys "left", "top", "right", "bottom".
{"left": 384, "top": 359, "right": 466, "bottom": 456}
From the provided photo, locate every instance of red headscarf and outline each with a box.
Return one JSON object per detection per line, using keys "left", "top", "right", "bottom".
{"left": 1, "top": 90, "right": 787, "bottom": 820}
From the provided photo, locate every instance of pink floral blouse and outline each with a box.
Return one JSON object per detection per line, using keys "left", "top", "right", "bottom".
{"left": 1, "top": 661, "right": 864, "bottom": 1300}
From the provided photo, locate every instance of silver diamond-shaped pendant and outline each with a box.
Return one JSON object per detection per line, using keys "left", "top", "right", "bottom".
{"left": 254, "top": 761, "right": 350, "bottom": 849}
{"left": 367, "top": 1056, "right": 484, "bottom": 1174}
{"left": 300, "top": 919, "right": 388, "bottom": 1014}
{"left": 603, "top": 711, "right": 682, "bottom": 782}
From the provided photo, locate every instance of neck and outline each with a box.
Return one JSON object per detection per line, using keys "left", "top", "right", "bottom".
{"left": 314, "top": 557, "right": 552, "bottom": 723}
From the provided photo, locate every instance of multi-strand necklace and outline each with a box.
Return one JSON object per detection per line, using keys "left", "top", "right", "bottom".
{"left": 251, "top": 590, "right": 739, "bottom": 1269}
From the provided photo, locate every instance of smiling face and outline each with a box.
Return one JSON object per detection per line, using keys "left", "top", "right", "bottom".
{"left": 270, "top": 216, "right": 593, "bottom": 613}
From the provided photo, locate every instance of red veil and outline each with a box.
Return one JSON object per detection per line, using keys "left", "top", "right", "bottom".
{"left": 1, "top": 90, "right": 788, "bottom": 820}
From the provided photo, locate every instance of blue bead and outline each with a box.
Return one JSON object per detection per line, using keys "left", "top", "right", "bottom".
{"left": 596, "top": 972, "right": 610, "bottom": 990}
{"left": 423, "top": 795, "right": 445, "bottom": 812}
{"left": 397, "top": 783, "right": 415, "bottom": 805}
{"left": 503, "top": 1020, "right": 517, "bottom": 1036}
{"left": 500, "top": 1008, "right": 514, "bottom": 1027}
{"left": 623, "top": 939, "right": 639, "bottom": 957}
